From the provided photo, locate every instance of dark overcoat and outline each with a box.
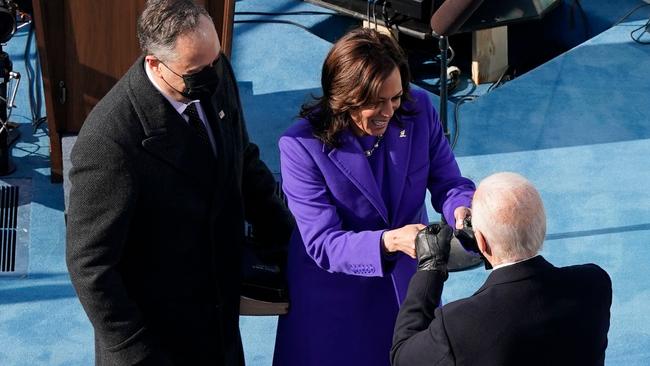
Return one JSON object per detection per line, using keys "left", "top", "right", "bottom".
{"left": 66, "top": 55, "right": 293, "bottom": 365}
{"left": 392, "top": 256, "right": 612, "bottom": 366}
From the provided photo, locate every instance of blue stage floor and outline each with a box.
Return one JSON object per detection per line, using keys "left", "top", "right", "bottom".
{"left": 1, "top": 0, "right": 649, "bottom": 364}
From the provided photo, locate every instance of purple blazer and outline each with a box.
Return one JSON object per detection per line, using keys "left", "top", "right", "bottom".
{"left": 273, "top": 87, "right": 475, "bottom": 366}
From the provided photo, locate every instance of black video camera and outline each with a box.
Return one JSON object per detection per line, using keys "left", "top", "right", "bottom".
{"left": 0, "top": 0, "right": 18, "bottom": 43}
{"left": 453, "top": 217, "right": 492, "bottom": 270}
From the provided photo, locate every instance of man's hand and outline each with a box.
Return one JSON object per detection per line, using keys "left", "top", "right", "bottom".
{"left": 415, "top": 223, "right": 452, "bottom": 278}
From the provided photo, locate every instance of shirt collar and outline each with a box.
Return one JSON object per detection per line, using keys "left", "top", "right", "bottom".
{"left": 144, "top": 60, "right": 199, "bottom": 115}
{"left": 492, "top": 254, "right": 540, "bottom": 270}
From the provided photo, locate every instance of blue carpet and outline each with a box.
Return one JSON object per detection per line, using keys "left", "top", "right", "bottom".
{"left": 453, "top": 20, "right": 650, "bottom": 156}
{"left": 232, "top": 1, "right": 650, "bottom": 365}
{"left": 0, "top": 0, "right": 649, "bottom": 364}
{"left": 0, "top": 23, "right": 88, "bottom": 365}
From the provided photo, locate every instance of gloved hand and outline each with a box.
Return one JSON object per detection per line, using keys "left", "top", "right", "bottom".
{"left": 454, "top": 217, "right": 478, "bottom": 253}
{"left": 454, "top": 217, "right": 493, "bottom": 270}
{"left": 415, "top": 223, "right": 452, "bottom": 278}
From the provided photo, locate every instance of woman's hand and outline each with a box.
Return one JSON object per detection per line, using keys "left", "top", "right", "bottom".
{"left": 454, "top": 206, "right": 472, "bottom": 229}
{"left": 382, "top": 224, "right": 426, "bottom": 258}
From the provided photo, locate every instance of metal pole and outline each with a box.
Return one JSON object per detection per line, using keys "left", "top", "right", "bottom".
{"left": 438, "top": 35, "right": 450, "bottom": 141}
{"left": 435, "top": 37, "right": 483, "bottom": 271}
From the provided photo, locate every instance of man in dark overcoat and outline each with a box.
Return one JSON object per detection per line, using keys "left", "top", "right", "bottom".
{"left": 66, "top": 1, "right": 293, "bottom": 364}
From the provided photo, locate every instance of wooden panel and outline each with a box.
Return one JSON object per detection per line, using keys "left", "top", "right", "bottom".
{"left": 471, "top": 26, "right": 508, "bottom": 85}
{"left": 205, "top": 0, "right": 236, "bottom": 57}
{"left": 33, "top": 0, "right": 235, "bottom": 182}
{"left": 63, "top": 0, "right": 145, "bottom": 132}
{"left": 362, "top": 21, "right": 398, "bottom": 40}
{"left": 32, "top": 0, "right": 66, "bottom": 181}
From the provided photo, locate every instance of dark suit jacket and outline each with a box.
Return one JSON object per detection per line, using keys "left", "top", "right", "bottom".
{"left": 66, "top": 55, "right": 293, "bottom": 366}
{"left": 391, "top": 256, "right": 612, "bottom": 366}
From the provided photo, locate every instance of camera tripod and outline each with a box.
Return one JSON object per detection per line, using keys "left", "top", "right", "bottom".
{"left": 0, "top": 44, "right": 20, "bottom": 176}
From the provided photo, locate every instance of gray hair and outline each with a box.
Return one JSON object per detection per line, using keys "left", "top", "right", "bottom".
{"left": 471, "top": 172, "right": 546, "bottom": 261}
{"left": 136, "top": 0, "right": 211, "bottom": 62}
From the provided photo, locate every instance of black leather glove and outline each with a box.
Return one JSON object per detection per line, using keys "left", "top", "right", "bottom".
{"left": 454, "top": 217, "right": 493, "bottom": 270}
{"left": 454, "top": 217, "right": 478, "bottom": 253}
{"left": 415, "top": 223, "right": 452, "bottom": 278}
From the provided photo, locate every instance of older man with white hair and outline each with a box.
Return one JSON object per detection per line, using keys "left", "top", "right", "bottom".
{"left": 391, "top": 172, "right": 612, "bottom": 366}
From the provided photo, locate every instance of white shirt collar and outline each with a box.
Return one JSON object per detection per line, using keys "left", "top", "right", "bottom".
{"left": 143, "top": 60, "right": 218, "bottom": 156}
{"left": 492, "top": 254, "right": 540, "bottom": 270}
{"left": 144, "top": 60, "right": 199, "bottom": 115}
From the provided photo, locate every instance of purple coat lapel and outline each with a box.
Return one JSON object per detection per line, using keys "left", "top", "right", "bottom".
{"left": 328, "top": 129, "right": 389, "bottom": 223}
{"left": 327, "top": 115, "right": 415, "bottom": 227}
{"left": 384, "top": 116, "right": 414, "bottom": 224}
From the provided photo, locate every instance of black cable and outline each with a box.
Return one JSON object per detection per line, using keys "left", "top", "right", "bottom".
{"left": 24, "top": 21, "right": 35, "bottom": 122}
{"left": 613, "top": 3, "right": 650, "bottom": 26}
{"left": 382, "top": 0, "right": 392, "bottom": 28}
{"left": 373, "top": 0, "right": 381, "bottom": 29}
{"left": 23, "top": 21, "right": 47, "bottom": 131}
{"left": 630, "top": 17, "right": 650, "bottom": 44}
{"left": 445, "top": 70, "right": 478, "bottom": 151}
{"left": 449, "top": 66, "right": 510, "bottom": 150}
{"left": 367, "top": 0, "right": 371, "bottom": 25}
{"left": 450, "top": 94, "right": 479, "bottom": 150}
{"left": 486, "top": 66, "right": 510, "bottom": 93}
{"left": 33, "top": 55, "right": 46, "bottom": 131}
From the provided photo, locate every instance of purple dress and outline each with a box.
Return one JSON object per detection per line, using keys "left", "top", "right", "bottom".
{"left": 273, "top": 87, "right": 475, "bottom": 366}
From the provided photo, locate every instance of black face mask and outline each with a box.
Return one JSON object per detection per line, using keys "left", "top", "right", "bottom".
{"left": 162, "top": 56, "right": 222, "bottom": 100}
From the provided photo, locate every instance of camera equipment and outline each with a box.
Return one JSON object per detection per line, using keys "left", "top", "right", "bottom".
{"left": 454, "top": 217, "right": 477, "bottom": 251}
{"left": 0, "top": 0, "right": 17, "bottom": 43}
{"left": 420, "top": 220, "right": 485, "bottom": 271}
{"left": 453, "top": 217, "right": 492, "bottom": 269}
{"left": 0, "top": 0, "right": 22, "bottom": 175}
{"left": 0, "top": 50, "right": 20, "bottom": 175}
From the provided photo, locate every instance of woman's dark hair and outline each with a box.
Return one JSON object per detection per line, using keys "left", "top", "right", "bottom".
{"left": 301, "top": 28, "right": 412, "bottom": 147}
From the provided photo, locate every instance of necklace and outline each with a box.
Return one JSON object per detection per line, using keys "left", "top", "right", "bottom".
{"left": 364, "top": 134, "right": 384, "bottom": 157}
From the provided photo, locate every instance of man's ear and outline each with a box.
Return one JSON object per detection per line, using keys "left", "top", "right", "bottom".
{"left": 475, "top": 229, "right": 491, "bottom": 257}
{"left": 145, "top": 56, "right": 161, "bottom": 72}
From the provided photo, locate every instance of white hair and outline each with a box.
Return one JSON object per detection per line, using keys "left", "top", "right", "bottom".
{"left": 471, "top": 172, "right": 546, "bottom": 262}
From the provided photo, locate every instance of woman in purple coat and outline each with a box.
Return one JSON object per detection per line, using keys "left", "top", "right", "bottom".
{"left": 273, "top": 28, "right": 475, "bottom": 366}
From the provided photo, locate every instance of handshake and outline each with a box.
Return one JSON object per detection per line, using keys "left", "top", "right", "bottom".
{"left": 415, "top": 219, "right": 484, "bottom": 278}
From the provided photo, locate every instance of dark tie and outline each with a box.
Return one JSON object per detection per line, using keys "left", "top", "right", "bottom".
{"left": 184, "top": 103, "right": 210, "bottom": 144}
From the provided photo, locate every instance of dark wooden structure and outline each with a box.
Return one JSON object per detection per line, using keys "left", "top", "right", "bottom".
{"left": 31, "top": 0, "right": 235, "bottom": 182}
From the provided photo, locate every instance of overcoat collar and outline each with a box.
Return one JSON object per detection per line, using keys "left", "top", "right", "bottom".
{"left": 125, "top": 56, "right": 225, "bottom": 183}
{"left": 327, "top": 116, "right": 414, "bottom": 225}
{"left": 473, "top": 255, "right": 555, "bottom": 295}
